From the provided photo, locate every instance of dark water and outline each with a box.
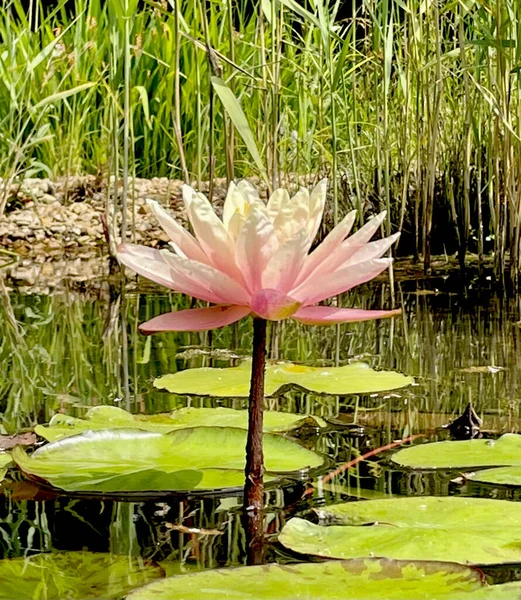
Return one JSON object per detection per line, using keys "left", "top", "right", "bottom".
{"left": 1, "top": 269, "right": 521, "bottom": 589}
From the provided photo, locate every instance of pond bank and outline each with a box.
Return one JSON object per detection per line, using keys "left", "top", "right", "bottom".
{"left": 0, "top": 176, "right": 491, "bottom": 291}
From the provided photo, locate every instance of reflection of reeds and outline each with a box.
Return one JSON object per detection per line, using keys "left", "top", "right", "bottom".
{"left": 2, "top": 278, "right": 520, "bottom": 441}
{"left": 1, "top": 1, "right": 521, "bottom": 276}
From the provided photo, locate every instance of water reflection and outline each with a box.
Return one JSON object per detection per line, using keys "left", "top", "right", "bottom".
{"left": 1, "top": 271, "right": 521, "bottom": 573}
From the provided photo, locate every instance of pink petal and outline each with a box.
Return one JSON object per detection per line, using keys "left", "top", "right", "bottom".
{"left": 345, "top": 232, "right": 400, "bottom": 266}
{"left": 261, "top": 229, "right": 308, "bottom": 293}
{"left": 292, "top": 258, "right": 392, "bottom": 305}
{"left": 312, "top": 211, "right": 387, "bottom": 277}
{"left": 306, "top": 178, "right": 328, "bottom": 245}
{"left": 160, "top": 250, "right": 251, "bottom": 305}
{"left": 250, "top": 288, "right": 301, "bottom": 321}
{"left": 182, "top": 185, "right": 244, "bottom": 283}
{"left": 292, "top": 305, "right": 402, "bottom": 325}
{"left": 117, "top": 244, "right": 174, "bottom": 289}
{"left": 139, "top": 305, "right": 251, "bottom": 334}
{"left": 146, "top": 200, "right": 209, "bottom": 264}
{"left": 235, "top": 206, "right": 278, "bottom": 292}
{"left": 294, "top": 210, "right": 357, "bottom": 287}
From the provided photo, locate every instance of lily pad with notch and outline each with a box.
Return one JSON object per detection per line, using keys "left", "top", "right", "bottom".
{"left": 154, "top": 361, "right": 413, "bottom": 397}
{"left": 13, "top": 427, "right": 324, "bottom": 494}
{"left": 279, "top": 496, "right": 521, "bottom": 565}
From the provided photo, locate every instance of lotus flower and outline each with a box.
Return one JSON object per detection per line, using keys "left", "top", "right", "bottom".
{"left": 117, "top": 180, "right": 400, "bottom": 332}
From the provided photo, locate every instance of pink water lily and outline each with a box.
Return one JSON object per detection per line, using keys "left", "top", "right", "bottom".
{"left": 117, "top": 179, "right": 400, "bottom": 332}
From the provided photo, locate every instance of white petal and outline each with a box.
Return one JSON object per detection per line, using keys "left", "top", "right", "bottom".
{"left": 235, "top": 206, "right": 279, "bottom": 293}
{"left": 262, "top": 229, "right": 309, "bottom": 293}
{"left": 306, "top": 178, "right": 328, "bottom": 245}
{"left": 266, "top": 188, "right": 290, "bottom": 221}
{"left": 146, "top": 199, "right": 209, "bottom": 264}
{"left": 182, "top": 185, "right": 244, "bottom": 284}
{"left": 273, "top": 188, "right": 309, "bottom": 245}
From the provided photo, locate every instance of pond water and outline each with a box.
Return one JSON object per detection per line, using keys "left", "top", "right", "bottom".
{"left": 1, "top": 268, "right": 521, "bottom": 595}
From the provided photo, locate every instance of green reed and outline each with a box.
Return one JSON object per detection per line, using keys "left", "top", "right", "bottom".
{"left": 0, "top": 0, "right": 521, "bottom": 277}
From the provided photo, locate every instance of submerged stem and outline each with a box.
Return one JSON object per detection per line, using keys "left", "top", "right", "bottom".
{"left": 244, "top": 316, "right": 267, "bottom": 565}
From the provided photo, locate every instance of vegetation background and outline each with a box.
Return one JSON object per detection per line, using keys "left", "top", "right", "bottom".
{"left": 1, "top": 0, "right": 521, "bottom": 278}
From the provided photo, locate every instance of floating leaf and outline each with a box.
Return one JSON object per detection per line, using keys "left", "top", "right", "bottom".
{"left": 14, "top": 427, "right": 323, "bottom": 493}
{"left": 0, "top": 551, "right": 161, "bottom": 600}
{"left": 465, "top": 465, "right": 521, "bottom": 486}
{"left": 279, "top": 497, "right": 521, "bottom": 565}
{"left": 125, "top": 557, "right": 505, "bottom": 600}
{"left": 392, "top": 434, "right": 521, "bottom": 469}
{"left": 35, "top": 406, "right": 326, "bottom": 442}
{"left": 155, "top": 361, "right": 413, "bottom": 397}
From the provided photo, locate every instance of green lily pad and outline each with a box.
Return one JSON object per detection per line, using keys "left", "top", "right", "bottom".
{"left": 35, "top": 405, "right": 327, "bottom": 442}
{"left": 125, "top": 557, "right": 503, "bottom": 599}
{"left": 13, "top": 427, "right": 323, "bottom": 493}
{"left": 279, "top": 497, "right": 521, "bottom": 565}
{"left": 392, "top": 434, "right": 521, "bottom": 469}
{"left": 154, "top": 361, "right": 413, "bottom": 397}
{"left": 0, "top": 551, "right": 162, "bottom": 600}
{"left": 465, "top": 465, "right": 521, "bottom": 486}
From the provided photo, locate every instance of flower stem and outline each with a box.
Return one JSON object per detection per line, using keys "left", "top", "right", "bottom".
{"left": 244, "top": 316, "right": 267, "bottom": 565}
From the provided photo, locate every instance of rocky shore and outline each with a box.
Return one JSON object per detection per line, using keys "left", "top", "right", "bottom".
{"left": 0, "top": 176, "right": 231, "bottom": 289}
{"left": 0, "top": 176, "right": 226, "bottom": 257}
{"left": 0, "top": 176, "right": 482, "bottom": 291}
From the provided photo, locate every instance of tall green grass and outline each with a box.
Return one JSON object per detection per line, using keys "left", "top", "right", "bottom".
{"left": 0, "top": 0, "right": 521, "bottom": 277}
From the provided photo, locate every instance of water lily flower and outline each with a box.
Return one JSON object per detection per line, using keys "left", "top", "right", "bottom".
{"left": 117, "top": 179, "right": 400, "bottom": 333}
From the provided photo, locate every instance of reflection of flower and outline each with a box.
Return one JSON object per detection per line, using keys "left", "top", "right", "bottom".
{"left": 118, "top": 180, "right": 400, "bottom": 333}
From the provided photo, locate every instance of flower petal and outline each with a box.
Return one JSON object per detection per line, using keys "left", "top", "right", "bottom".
{"left": 345, "top": 232, "right": 400, "bottom": 266}
{"left": 160, "top": 250, "right": 251, "bottom": 305}
{"left": 250, "top": 288, "right": 301, "bottom": 321}
{"left": 182, "top": 185, "right": 243, "bottom": 282}
{"left": 272, "top": 188, "right": 309, "bottom": 245}
{"left": 146, "top": 199, "right": 209, "bottom": 263}
{"left": 292, "top": 258, "right": 392, "bottom": 305}
{"left": 262, "top": 228, "right": 308, "bottom": 293}
{"left": 235, "top": 206, "right": 279, "bottom": 293}
{"left": 292, "top": 305, "right": 402, "bottom": 325}
{"left": 117, "top": 243, "right": 174, "bottom": 289}
{"left": 266, "top": 188, "right": 290, "bottom": 221}
{"left": 306, "top": 178, "right": 328, "bottom": 245}
{"left": 139, "top": 305, "right": 251, "bottom": 334}
{"left": 312, "top": 211, "right": 387, "bottom": 277}
{"left": 295, "top": 210, "right": 357, "bottom": 287}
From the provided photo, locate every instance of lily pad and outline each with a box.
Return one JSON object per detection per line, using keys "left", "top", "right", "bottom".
{"left": 35, "top": 405, "right": 327, "bottom": 442}
{"left": 465, "top": 465, "right": 521, "bottom": 486}
{"left": 0, "top": 551, "right": 162, "bottom": 600}
{"left": 154, "top": 361, "right": 413, "bottom": 397}
{"left": 13, "top": 427, "right": 323, "bottom": 493}
{"left": 279, "top": 497, "right": 521, "bottom": 565}
{"left": 125, "top": 558, "right": 501, "bottom": 599}
{"left": 392, "top": 434, "right": 521, "bottom": 469}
